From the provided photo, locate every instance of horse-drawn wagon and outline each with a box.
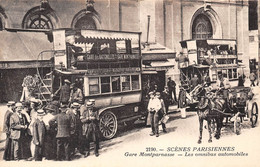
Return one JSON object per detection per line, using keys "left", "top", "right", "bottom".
{"left": 195, "top": 84, "right": 258, "bottom": 143}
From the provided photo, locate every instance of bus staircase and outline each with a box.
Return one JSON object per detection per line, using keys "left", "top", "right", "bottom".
{"left": 37, "top": 71, "right": 53, "bottom": 104}
{"left": 179, "top": 70, "right": 193, "bottom": 105}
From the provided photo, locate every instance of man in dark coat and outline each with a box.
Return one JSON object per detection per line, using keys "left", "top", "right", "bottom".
{"left": 10, "top": 102, "right": 30, "bottom": 160}
{"left": 52, "top": 104, "right": 72, "bottom": 161}
{"left": 161, "top": 86, "right": 171, "bottom": 114}
{"left": 80, "top": 101, "right": 100, "bottom": 157}
{"left": 54, "top": 79, "right": 71, "bottom": 105}
{"left": 67, "top": 102, "right": 83, "bottom": 156}
{"left": 167, "top": 77, "right": 177, "bottom": 103}
{"left": 3, "top": 101, "right": 15, "bottom": 161}
{"left": 32, "top": 109, "right": 46, "bottom": 161}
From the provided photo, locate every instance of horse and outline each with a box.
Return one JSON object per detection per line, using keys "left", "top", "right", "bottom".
{"left": 194, "top": 85, "right": 226, "bottom": 144}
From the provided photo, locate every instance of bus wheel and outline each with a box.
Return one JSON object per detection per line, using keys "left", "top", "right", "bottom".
{"left": 99, "top": 111, "right": 118, "bottom": 140}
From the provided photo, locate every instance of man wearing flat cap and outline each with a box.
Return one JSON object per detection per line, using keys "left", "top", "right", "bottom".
{"left": 80, "top": 101, "right": 100, "bottom": 157}
{"left": 10, "top": 102, "right": 30, "bottom": 160}
{"left": 3, "top": 101, "right": 15, "bottom": 160}
{"left": 54, "top": 79, "right": 71, "bottom": 105}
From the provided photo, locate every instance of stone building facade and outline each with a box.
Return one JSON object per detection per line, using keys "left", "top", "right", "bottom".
{"left": 0, "top": 0, "right": 250, "bottom": 101}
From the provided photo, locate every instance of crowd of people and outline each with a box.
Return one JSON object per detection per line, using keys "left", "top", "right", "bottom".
{"left": 3, "top": 79, "right": 100, "bottom": 161}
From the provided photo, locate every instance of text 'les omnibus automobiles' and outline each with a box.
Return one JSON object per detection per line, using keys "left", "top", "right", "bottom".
{"left": 42, "top": 29, "right": 145, "bottom": 139}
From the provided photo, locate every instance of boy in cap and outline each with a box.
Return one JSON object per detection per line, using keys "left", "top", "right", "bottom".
{"left": 3, "top": 101, "right": 15, "bottom": 160}
{"left": 80, "top": 101, "right": 100, "bottom": 157}
{"left": 32, "top": 109, "right": 46, "bottom": 161}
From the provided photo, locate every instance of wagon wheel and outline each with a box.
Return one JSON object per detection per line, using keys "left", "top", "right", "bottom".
{"left": 251, "top": 102, "right": 258, "bottom": 128}
{"left": 99, "top": 111, "right": 118, "bottom": 140}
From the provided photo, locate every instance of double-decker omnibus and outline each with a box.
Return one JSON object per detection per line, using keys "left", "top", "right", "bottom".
{"left": 40, "top": 29, "right": 144, "bottom": 139}
{"left": 178, "top": 39, "right": 243, "bottom": 90}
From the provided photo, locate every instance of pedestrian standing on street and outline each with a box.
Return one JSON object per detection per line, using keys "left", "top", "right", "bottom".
{"left": 54, "top": 79, "right": 71, "bottom": 105}
{"left": 52, "top": 104, "right": 72, "bottom": 161}
{"left": 43, "top": 104, "right": 57, "bottom": 160}
{"left": 245, "top": 91, "right": 255, "bottom": 125}
{"left": 10, "top": 102, "right": 31, "bottom": 161}
{"left": 3, "top": 101, "right": 15, "bottom": 161}
{"left": 80, "top": 101, "right": 100, "bottom": 157}
{"left": 155, "top": 92, "right": 167, "bottom": 133}
{"left": 167, "top": 77, "right": 177, "bottom": 104}
{"left": 249, "top": 72, "right": 256, "bottom": 87}
{"left": 67, "top": 102, "right": 83, "bottom": 156}
{"left": 161, "top": 86, "right": 171, "bottom": 114}
{"left": 147, "top": 92, "right": 162, "bottom": 137}
{"left": 32, "top": 109, "right": 46, "bottom": 161}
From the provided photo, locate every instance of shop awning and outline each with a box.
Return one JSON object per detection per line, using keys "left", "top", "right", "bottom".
{"left": 142, "top": 43, "right": 176, "bottom": 61}
{"left": 79, "top": 29, "right": 140, "bottom": 41}
{"left": 206, "top": 39, "right": 236, "bottom": 46}
{"left": 142, "top": 59, "right": 175, "bottom": 71}
{"left": 0, "top": 30, "right": 53, "bottom": 62}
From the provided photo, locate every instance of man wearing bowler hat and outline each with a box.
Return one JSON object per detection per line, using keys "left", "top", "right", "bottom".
{"left": 3, "top": 101, "right": 15, "bottom": 160}
{"left": 80, "top": 101, "right": 99, "bottom": 157}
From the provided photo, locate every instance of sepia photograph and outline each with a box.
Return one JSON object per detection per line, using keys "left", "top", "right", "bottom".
{"left": 0, "top": 0, "right": 259, "bottom": 167}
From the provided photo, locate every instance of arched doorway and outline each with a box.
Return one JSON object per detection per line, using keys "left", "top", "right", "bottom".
{"left": 192, "top": 14, "right": 213, "bottom": 39}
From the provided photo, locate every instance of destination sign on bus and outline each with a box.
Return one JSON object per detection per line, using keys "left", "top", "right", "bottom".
{"left": 77, "top": 54, "right": 140, "bottom": 61}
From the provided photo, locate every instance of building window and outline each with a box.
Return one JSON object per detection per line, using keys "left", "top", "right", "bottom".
{"left": 192, "top": 14, "right": 213, "bottom": 39}
{"left": 22, "top": 6, "right": 59, "bottom": 29}
{"left": 25, "top": 14, "right": 53, "bottom": 29}
{"left": 71, "top": 10, "right": 101, "bottom": 29}
{"left": 74, "top": 15, "right": 97, "bottom": 29}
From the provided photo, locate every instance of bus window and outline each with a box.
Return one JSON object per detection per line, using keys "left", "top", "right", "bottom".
{"left": 131, "top": 75, "right": 140, "bottom": 90}
{"left": 112, "top": 76, "right": 120, "bottom": 92}
{"left": 116, "top": 40, "right": 126, "bottom": 54}
{"left": 233, "top": 69, "right": 237, "bottom": 78}
{"left": 89, "top": 77, "right": 99, "bottom": 95}
{"left": 132, "top": 39, "right": 139, "bottom": 54}
{"left": 100, "top": 43, "right": 110, "bottom": 54}
{"left": 228, "top": 69, "right": 233, "bottom": 79}
{"left": 122, "top": 75, "right": 130, "bottom": 91}
{"left": 101, "top": 77, "right": 111, "bottom": 93}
